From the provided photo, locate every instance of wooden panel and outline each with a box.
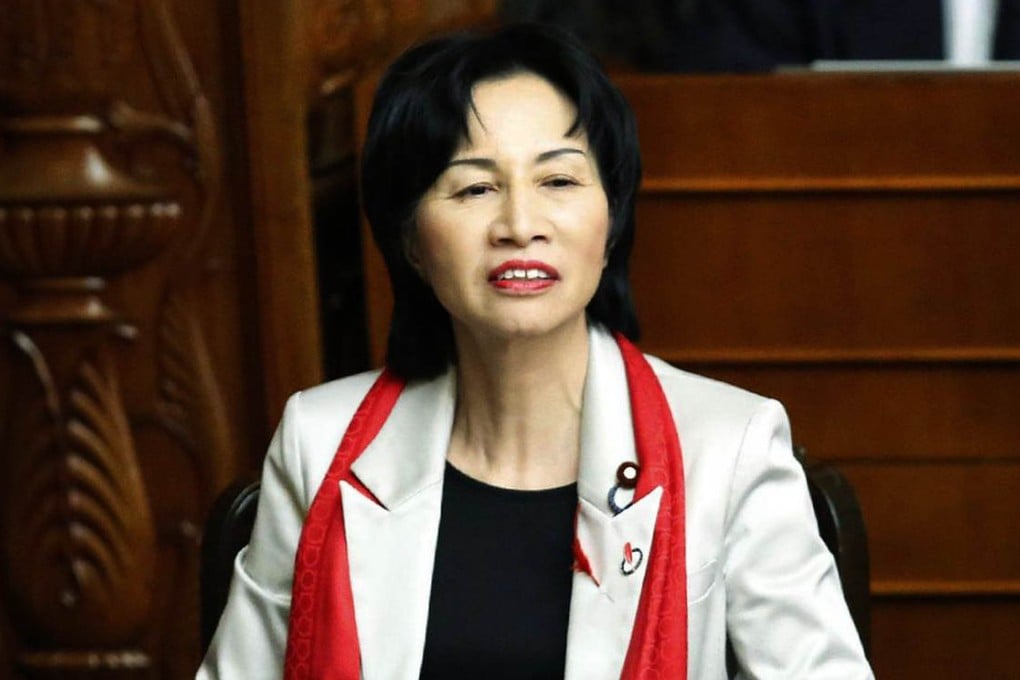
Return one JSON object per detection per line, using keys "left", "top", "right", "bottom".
{"left": 617, "top": 73, "right": 1020, "bottom": 181}
{"left": 870, "top": 598, "right": 1020, "bottom": 679}
{"left": 633, "top": 193, "right": 1020, "bottom": 357}
{"left": 235, "top": 0, "right": 325, "bottom": 425}
{"left": 838, "top": 461, "right": 1020, "bottom": 585}
{"left": 613, "top": 71, "right": 1020, "bottom": 677}
{"left": 691, "top": 365, "right": 1020, "bottom": 462}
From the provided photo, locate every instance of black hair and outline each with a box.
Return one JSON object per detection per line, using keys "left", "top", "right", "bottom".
{"left": 361, "top": 22, "right": 641, "bottom": 380}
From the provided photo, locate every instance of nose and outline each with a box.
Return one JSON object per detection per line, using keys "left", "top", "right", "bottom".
{"left": 490, "top": 187, "right": 549, "bottom": 247}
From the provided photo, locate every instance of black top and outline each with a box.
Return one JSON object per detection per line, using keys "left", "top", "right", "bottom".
{"left": 419, "top": 462, "right": 578, "bottom": 679}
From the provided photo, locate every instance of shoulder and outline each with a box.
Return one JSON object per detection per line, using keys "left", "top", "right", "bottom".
{"left": 273, "top": 369, "right": 384, "bottom": 498}
{"left": 642, "top": 353, "right": 793, "bottom": 504}
{"left": 289, "top": 369, "right": 383, "bottom": 421}
{"left": 645, "top": 354, "right": 781, "bottom": 433}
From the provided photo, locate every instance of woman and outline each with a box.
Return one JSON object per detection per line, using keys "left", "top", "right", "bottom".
{"left": 199, "top": 23, "right": 872, "bottom": 679}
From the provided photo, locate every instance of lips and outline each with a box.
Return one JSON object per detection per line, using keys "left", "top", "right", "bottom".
{"left": 488, "top": 260, "right": 559, "bottom": 292}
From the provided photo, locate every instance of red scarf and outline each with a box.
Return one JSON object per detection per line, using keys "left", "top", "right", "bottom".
{"left": 283, "top": 333, "right": 687, "bottom": 679}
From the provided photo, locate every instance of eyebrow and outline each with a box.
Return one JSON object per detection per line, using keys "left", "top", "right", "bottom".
{"left": 446, "top": 147, "right": 588, "bottom": 170}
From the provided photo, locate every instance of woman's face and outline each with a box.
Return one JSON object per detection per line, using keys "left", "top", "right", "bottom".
{"left": 412, "top": 72, "right": 610, "bottom": 345}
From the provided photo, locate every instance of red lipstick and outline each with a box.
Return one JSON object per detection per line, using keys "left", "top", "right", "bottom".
{"left": 488, "top": 260, "right": 559, "bottom": 293}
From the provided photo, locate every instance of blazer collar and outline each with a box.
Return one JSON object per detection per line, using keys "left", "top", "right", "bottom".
{"left": 578, "top": 325, "right": 640, "bottom": 515}
{"left": 349, "top": 367, "right": 456, "bottom": 509}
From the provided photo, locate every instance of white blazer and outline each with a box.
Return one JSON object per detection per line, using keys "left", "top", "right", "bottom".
{"left": 199, "top": 326, "right": 873, "bottom": 679}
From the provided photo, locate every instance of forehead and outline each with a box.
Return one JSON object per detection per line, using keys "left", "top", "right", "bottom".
{"left": 458, "top": 72, "right": 584, "bottom": 151}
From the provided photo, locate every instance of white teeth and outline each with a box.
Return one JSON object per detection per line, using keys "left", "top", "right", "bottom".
{"left": 499, "top": 268, "right": 550, "bottom": 281}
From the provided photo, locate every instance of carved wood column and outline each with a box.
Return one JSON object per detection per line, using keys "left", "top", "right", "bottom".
{"left": 0, "top": 116, "right": 167, "bottom": 679}
{"left": 0, "top": 1, "right": 236, "bottom": 677}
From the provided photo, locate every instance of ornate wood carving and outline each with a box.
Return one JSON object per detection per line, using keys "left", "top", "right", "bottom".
{"left": 0, "top": 112, "right": 172, "bottom": 676}
{"left": 312, "top": 0, "right": 391, "bottom": 77}
{"left": 155, "top": 287, "right": 235, "bottom": 500}
{"left": 3, "top": 339, "right": 156, "bottom": 647}
{"left": 0, "top": 0, "right": 234, "bottom": 677}
{"left": 308, "top": 0, "right": 497, "bottom": 98}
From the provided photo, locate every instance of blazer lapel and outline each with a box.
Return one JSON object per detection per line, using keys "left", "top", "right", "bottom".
{"left": 341, "top": 370, "right": 456, "bottom": 680}
{"left": 564, "top": 328, "right": 663, "bottom": 680}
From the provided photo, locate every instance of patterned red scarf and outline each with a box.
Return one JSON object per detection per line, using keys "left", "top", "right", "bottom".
{"left": 283, "top": 333, "right": 687, "bottom": 679}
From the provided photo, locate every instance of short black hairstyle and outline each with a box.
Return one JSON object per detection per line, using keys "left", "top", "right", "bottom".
{"left": 361, "top": 22, "right": 642, "bottom": 380}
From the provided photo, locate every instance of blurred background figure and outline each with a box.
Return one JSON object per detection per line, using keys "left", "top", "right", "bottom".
{"left": 501, "top": 0, "right": 1020, "bottom": 71}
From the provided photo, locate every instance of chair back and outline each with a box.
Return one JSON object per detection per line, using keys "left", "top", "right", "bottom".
{"left": 200, "top": 480, "right": 261, "bottom": 652}
{"left": 797, "top": 448, "right": 871, "bottom": 656}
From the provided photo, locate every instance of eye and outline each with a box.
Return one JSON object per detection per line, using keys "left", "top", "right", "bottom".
{"left": 454, "top": 183, "right": 495, "bottom": 199}
{"left": 544, "top": 175, "right": 579, "bottom": 189}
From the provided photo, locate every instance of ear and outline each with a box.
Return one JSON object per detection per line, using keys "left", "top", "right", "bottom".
{"left": 403, "top": 230, "right": 427, "bottom": 281}
{"left": 604, "top": 227, "right": 615, "bottom": 269}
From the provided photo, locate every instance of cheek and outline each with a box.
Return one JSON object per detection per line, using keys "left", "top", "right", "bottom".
{"left": 415, "top": 229, "right": 469, "bottom": 292}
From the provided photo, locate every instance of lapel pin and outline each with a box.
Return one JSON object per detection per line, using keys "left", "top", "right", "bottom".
{"left": 608, "top": 461, "right": 640, "bottom": 515}
{"left": 616, "top": 462, "right": 640, "bottom": 488}
{"left": 621, "top": 541, "right": 644, "bottom": 576}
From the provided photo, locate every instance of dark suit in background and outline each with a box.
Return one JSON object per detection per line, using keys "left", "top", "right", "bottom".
{"left": 995, "top": 0, "right": 1020, "bottom": 57}
{"left": 500, "top": 0, "right": 1020, "bottom": 71}
{"left": 842, "top": 0, "right": 1019, "bottom": 60}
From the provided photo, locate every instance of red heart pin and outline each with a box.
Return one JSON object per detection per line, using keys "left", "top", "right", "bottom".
{"left": 624, "top": 542, "right": 633, "bottom": 564}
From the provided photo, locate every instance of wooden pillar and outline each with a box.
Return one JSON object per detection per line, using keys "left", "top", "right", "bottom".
{"left": 0, "top": 1, "right": 240, "bottom": 676}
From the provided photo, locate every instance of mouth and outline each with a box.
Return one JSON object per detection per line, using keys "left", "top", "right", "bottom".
{"left": 488, "top": 260, "right": 559, "bottom": 292}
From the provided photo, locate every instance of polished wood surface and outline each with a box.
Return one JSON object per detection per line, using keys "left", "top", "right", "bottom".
{"left": 234, "top": 0, "right": 325, "bottom": 426}
{"left": 635, "top": 194, "right": 1020, "bottom": 355}
{"left": 623, "top": 73, "right": 1020, "bottom": 180}
{"left": 871, "top": 598, "right": 1020, "bottom": 678}
{"left": 613, "top": 71, "right": 1020, "bottom": 678}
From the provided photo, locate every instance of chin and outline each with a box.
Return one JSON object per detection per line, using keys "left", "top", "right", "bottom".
{"left": 467, "top": 312, "right": 589, "bottom": 344}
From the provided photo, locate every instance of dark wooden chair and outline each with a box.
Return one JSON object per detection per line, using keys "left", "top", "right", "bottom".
{"left": 795, "top": 447, "right": 872, "bottom": 657}
{"left": 200, "top": 453, "right": 871, "bottom": 657}
{"left": 200, "top": 479, "right": 261, "bottom": 653}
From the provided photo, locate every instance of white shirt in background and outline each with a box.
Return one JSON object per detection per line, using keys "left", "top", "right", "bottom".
{"left": 944, "top": 0, "right": 1000, "bottom": 63}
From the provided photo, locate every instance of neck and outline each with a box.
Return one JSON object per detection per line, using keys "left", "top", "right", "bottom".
{"left": 448, "top": 318, "right": 590, "bottom": 490}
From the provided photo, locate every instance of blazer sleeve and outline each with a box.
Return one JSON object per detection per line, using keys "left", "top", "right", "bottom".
{"left": 723, "top": 399, "right": 874, "bottom": 679}
{"left": 197, "top": 392, "right": 307, "bottom": 680}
